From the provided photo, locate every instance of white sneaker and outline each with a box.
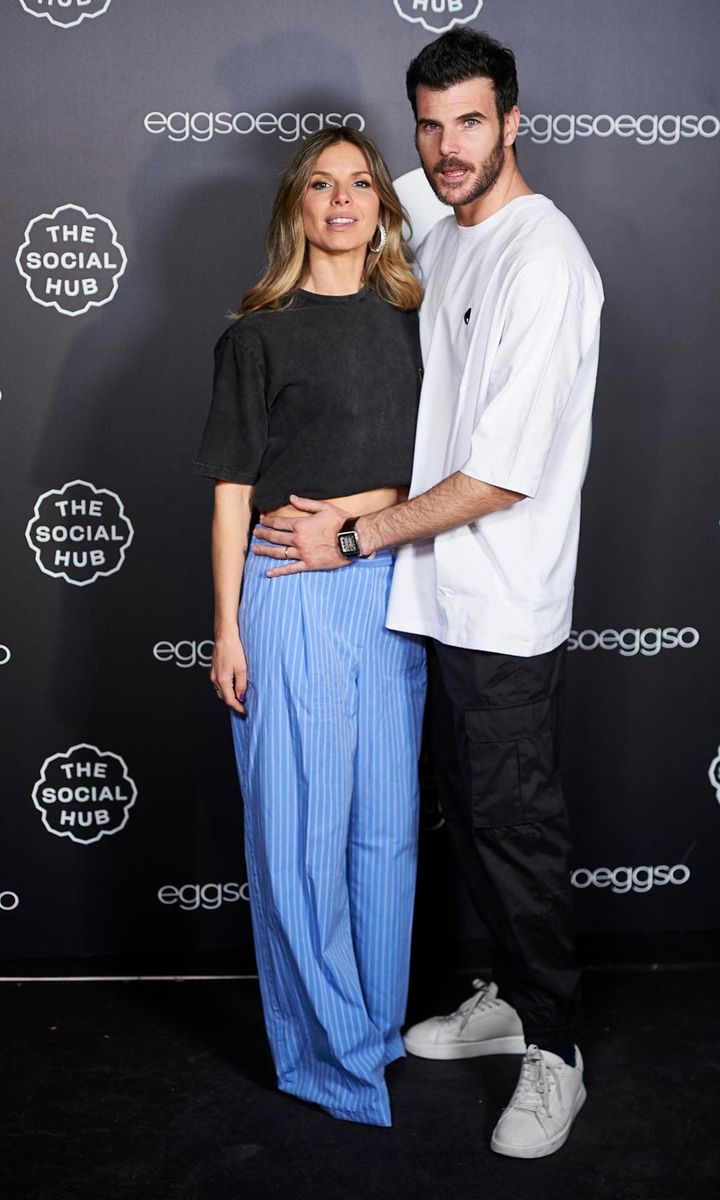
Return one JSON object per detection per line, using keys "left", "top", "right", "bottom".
{"left": 490, "top": 1044, "right": 586, "bottom": 1159}
{"left": 403, "top": 979, "right": 526, "bottom": 1060}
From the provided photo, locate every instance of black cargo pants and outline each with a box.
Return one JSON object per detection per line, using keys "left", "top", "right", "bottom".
{"left": 430, "top": 638, "right": 580, "bottom": 1046}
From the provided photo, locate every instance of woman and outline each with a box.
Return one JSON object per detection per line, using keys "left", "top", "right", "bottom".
{"left": 193, "top": 128, "right": 426, "bottom": 1127}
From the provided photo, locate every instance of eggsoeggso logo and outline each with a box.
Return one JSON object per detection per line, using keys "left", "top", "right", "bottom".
{"left": 158, "top": 882, "right": 250, "bottom": 911}
{"left": 18, "top": 1, "right": 113, "bottom": 29}
{"left": 33, "top": 744, "right": 137, "bottom": 844}
{"left": 26, "top": 480, "right": 134, "bottom": 586}
{"left": 571, "top": 864, "right": 690, "bottom": 895}
{"left": 16, "top": 204, "right": 126, "bottom": 316}
{"left": 393, "top": 1, "right": 483, "bottom": 34}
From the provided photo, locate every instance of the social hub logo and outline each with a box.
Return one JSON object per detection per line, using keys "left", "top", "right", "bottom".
{"left": 393, "top": 1, "right": 484, "bottom": 34}
{"left": 26, "top": 480, "right": 134, "bottom": 586}
{"left": 709, "top": 748, "right": 720, "bottom": 806}
{"left": 16, "top": 204, "right": 126, "bottom": 316}
{"left": 18, "top": 1, "right": 113, "bottom": 30}
{"left": 33, "top": 744, "right": 137, "bottom": 844}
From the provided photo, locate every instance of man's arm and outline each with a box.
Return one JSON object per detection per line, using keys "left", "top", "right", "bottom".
{"left": 252, "top": 471, "right": 524, "bottom": 576}
{"left": 357, "top": 471, "right": 523, "bottom": 554}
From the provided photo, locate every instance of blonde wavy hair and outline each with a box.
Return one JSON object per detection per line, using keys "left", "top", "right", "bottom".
{"left": 240, "top": 127, "right": 422, "bottom": 315}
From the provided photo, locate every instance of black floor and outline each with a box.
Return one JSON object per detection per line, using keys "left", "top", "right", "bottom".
{"left": 2, "top": 970, "right": 719, "bottom": 1200}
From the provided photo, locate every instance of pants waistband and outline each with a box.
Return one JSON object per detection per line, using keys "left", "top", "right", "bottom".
{"left": 249, "top": 537, "right": 394, "bottom": 568}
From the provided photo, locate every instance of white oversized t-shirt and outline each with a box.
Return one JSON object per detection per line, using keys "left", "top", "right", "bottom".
{"left": 386, "top": 194, "right": 604, "bottom": 657}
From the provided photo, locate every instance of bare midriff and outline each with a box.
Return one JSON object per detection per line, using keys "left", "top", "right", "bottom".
{"left": 264, "top": 485, "right": 409, "bottom": 521}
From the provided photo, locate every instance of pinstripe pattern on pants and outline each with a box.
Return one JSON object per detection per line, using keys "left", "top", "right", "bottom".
{"left": 231, "top": 542, "right": 426, "bottom": 1126}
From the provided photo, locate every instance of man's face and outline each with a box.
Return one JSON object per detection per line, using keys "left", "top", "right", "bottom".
{"left": 415, "top": 77, "right": 517, "bottom": 209}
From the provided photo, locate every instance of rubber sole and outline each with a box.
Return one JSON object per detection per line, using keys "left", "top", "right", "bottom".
{"left": 403, "top": 1033, "right": 526, "bottom": 1060}
{"left": 490, "top": 1082, "right": 587, "bottom": 1158}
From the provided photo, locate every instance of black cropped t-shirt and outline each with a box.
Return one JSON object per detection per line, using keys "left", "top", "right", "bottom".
{"left": 192, "top": 287, "right": 422, "bottom": 511}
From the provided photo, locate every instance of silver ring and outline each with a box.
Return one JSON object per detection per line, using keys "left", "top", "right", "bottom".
{"left": 284, "top": 545, "right": 290, "bottom": 558}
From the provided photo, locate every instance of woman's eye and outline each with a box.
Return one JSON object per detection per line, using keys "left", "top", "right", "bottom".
{"left": 310, "top": 181, "right": 329, "bottom": 190}
{"left": 354, "top": 179, "right": 372, "bottom": 188}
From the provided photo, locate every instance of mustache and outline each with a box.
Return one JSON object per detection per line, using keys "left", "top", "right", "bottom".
{"left": 434, "top": 157, "right": 474, "bottom": 174}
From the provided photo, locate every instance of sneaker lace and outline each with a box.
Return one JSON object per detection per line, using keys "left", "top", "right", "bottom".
{"left": 511, "top": 1046, "right": 562, "bottom": 1118}
{"left": 441, "top": 979, "right": 500, "bottom": 1032}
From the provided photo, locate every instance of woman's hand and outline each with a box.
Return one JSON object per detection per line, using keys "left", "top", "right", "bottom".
{"left": 210, "top": 633, "right": 248, "bottom": 714}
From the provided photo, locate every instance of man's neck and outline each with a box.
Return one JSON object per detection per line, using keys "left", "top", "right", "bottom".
{"left": 454, "top": 157, "right": 533, "bottom": 228}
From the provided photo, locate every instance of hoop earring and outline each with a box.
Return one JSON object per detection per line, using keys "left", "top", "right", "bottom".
{"left": 368, "top": 222, "right": 387, "bottom": 254}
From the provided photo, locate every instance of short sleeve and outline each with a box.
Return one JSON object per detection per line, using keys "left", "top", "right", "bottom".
{"left": 192, "top": 327, "right": 268, "bottom": 484}
{"left": 460, "top": 266, "right": 602, "bottom": 497}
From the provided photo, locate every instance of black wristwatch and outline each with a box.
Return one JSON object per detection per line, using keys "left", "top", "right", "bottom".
{"left": 337, "top": 517, "right": 364, "bottom": 559}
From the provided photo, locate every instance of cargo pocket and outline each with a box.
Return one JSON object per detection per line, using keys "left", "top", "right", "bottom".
{"left": 463, "top": 696, "right": 563, "bottom": 829}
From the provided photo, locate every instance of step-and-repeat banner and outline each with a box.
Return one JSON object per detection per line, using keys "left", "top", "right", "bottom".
{"left": 1, "top": 1, "right": 718, "bottom": 961}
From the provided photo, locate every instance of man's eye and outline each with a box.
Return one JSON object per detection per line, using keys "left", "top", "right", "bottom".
{"left": 465, "top": 119, "right": 478, "bottom": 128}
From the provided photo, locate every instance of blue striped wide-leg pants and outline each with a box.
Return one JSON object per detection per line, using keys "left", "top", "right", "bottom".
{"left": 231, "top": 543, "right": 426, "bottom": 1126}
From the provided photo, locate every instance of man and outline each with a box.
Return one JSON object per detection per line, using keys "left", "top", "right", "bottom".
{"left": 254, "top": 29, "right": 603, "bottom": 1158}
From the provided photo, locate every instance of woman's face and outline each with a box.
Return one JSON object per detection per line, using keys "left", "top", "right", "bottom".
{"left": 301, "top": 141, "right": 381, "bottom": 258}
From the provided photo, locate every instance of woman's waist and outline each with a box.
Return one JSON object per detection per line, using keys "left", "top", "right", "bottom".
{"left": 264, "top": 485, "right": 408, "bottom": 521}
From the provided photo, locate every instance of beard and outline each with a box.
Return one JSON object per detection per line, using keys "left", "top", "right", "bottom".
{"left": 424, "top": 127, "right": 506, "bottom": 208}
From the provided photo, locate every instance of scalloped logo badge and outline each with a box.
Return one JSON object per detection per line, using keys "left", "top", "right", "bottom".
{"left": 709, "top": 747, "right": 720, "bottom": 806}
{"left": 16, "top": 204, "right": 126, "bottom": 316}
{"left": 26, "top": 480, "right": 134, "bottom": 586}
{"left": 33, "top": 745, "right": 137, "bottom": 844}
{"left": 393, "top": 1, "right": 484, "bottom": 34}
{"left": 18, "top": 1, "right": 113, "bottom": 30}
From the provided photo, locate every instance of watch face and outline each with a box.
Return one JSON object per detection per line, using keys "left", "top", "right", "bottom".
{"left": 338, "top": 530, "right": 360, "bottom": 557}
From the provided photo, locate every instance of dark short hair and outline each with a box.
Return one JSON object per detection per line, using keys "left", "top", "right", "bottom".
{"left": 406, "top": 28, "right": 518, "bottom": 123}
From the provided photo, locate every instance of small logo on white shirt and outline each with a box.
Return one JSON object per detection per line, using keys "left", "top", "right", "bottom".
{"left": 464, "top": 307, "right": 472, "bottom": 325}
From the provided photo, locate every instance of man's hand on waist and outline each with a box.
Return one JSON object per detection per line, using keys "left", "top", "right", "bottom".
{"left": 253, "top": 495, "right": 350, "bottom": 575}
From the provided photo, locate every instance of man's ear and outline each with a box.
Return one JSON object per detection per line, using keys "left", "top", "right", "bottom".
{"left": 504, "top": 105, "right": 521, "bottom": 148}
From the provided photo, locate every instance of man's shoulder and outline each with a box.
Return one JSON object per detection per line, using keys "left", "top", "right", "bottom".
{"left": 507, "top": 197, "right": 602, "bottom": 295}
{"left": 516, "top": 196, "right": 596, "bottom": 261}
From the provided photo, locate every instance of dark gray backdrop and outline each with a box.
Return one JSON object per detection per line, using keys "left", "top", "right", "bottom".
{"left": 1, "top": 0, "right": 718, "bottom": 963}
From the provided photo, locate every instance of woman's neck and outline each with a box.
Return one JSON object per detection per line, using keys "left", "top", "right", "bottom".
{"left": 301, "top": 248, "right": 366, "bottom": 296}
